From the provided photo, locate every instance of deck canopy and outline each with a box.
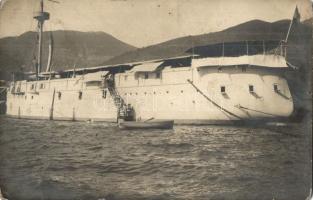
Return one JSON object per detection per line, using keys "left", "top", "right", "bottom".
{"left": 192, "top": 54, "right": 288, "bottom": 68}
{"left": 129, "top": 62, "right": 163, "bottom": 73}
{"left": 83, "top": 71, "right": 109, "bottom": 82}
{"left": 186, "top": 40, "right": 281, "bottom": 57}
{"left": 35, "top": 55, "right": 192, "bottom": 80}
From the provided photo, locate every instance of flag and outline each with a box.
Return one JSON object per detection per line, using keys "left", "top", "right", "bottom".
{"left": 293, "top": 6, "right": 301, "bottom": 23}
{"left": 284, "top": 6, "right": 301, "bottom": 42}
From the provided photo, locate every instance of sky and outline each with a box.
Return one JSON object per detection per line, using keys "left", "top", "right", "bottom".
{"left": 0, "top": 0, "right": 312, "bottom": 47}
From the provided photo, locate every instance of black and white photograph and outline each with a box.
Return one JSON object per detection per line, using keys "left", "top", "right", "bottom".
{"left": 0, "top": 0, "right": 312, "bottom": 199}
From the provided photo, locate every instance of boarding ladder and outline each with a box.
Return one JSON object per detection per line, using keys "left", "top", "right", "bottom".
{"left": 0, "top": 81, "right": 7, "bottom": 108}
{"left": 0, "top": 87, "right": 6, "bottom": 105}
{"left": 105, "top": 75, "right": 134, "bottom": 121}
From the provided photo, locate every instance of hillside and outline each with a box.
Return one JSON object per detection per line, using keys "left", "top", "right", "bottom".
{"left": 0, "top": 31, "right": 137, "bottom": 79}
{"left": 104, "top": 19, "right": 311, "bottom": 65}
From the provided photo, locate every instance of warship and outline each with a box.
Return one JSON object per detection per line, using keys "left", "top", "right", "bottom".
{"left": 5, "top": 0, "right": 297, "bottom": 124}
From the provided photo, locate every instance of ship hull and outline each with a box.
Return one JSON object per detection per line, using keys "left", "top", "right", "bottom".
{"left": 6, "top": 63, "right": 294, "bottom": 125}
{"left": 5, "top": 114, "right": 291, "bottom": 126}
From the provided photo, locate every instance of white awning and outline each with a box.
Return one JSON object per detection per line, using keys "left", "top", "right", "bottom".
{"left": 83, "top": 71, "right": 109, "bottom": 82}
{"left": 129, "top": 62, "right": 163, "bottom": 73}
{"left": 192, "top": 55, "right": 288, "bottom": 68}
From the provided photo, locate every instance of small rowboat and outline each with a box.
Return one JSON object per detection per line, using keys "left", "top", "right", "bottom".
{"left": 118, "top": 120, "right": 174, "bottom": 130}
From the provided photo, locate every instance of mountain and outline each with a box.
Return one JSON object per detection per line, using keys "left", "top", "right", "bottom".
{"left": 0, "top": 31, "right": 137, "bottom": 78}
{"left": 0, "top": 19, "right": 311, "bottom": 80}
{"left": 103, "top": 19, "right": 311, "bottom": 65}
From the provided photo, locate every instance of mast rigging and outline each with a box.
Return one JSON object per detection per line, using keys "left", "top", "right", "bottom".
{"left": 34, "top": 0, "right": 50, "bottom": 79}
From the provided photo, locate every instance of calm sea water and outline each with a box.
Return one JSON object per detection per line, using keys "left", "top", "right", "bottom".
{"left": 0, "top": 116, "right": 311, "bottom": 200}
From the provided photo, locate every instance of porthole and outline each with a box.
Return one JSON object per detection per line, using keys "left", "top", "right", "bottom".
{"left": 78, "top": 91, "right": 82, "bottom": 100}
{"left": 273, "top": 84, "right": 279, "bottom": 92}
{"left": 220, "top": 86, "right": 226, "bottom": 93}
{"left": 249, "top": 85, "right": 254, "bottom": 93}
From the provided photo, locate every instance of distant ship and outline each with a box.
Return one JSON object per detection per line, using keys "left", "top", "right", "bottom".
{"left": 5, "top": 0, "right": 297, "bottom": 124}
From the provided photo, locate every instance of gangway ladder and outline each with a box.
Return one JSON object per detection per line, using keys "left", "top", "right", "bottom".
{"left": 105, "top": 74, "right": 134, "bottom": 121}
{"left": 0, "top": 86, "right": 7, "bottom": 106}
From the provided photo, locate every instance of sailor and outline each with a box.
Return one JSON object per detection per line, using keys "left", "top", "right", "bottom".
{"left": 107, "top": 74, "right": 114, "bottom": 87}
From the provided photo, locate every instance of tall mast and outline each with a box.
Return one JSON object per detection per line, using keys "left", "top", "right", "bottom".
{"left": 34, "top": 0, "right": 50, "bottom": 79}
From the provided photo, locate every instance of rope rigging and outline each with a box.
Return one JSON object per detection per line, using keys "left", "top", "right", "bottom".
{"left": 187, "top": 79, "right": 242, "bottom": 120}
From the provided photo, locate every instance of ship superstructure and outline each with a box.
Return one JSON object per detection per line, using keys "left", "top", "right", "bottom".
{"left": 5, "top": 1, "right": 296, "bottom": 124}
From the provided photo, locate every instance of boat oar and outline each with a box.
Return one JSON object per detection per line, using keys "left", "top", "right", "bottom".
{"left": 144, "top": 117, "right": 154, "bottom": 122}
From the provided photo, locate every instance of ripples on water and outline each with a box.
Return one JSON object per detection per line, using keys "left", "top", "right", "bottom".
{"left": 0, "top": 116, "right": 311, "bottom": 200}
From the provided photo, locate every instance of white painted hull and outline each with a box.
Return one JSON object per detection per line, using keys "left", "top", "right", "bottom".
{"left": 6, "top": 64, "right": 294, "bottom": 124}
